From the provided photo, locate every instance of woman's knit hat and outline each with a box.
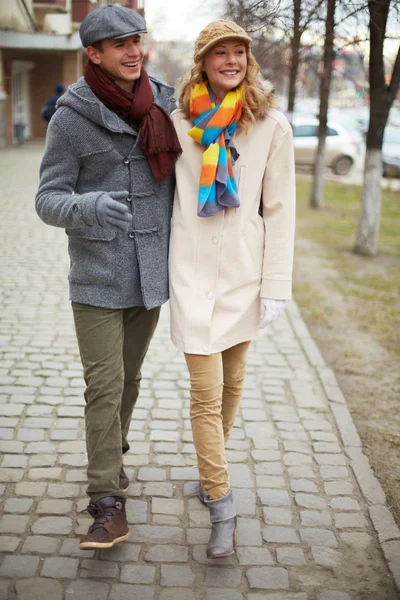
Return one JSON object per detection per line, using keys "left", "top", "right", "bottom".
{"left": 194, "top": 20, "right": 252, "bottom": 63}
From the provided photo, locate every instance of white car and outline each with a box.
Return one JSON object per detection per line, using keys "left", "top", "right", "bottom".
{"left": 292, "top": 116, "right": 360, "bottom": 176}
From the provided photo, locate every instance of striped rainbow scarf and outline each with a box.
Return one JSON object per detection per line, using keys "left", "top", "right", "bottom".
{"left": 188, "top": 82, "right": 245, "bottom": 218}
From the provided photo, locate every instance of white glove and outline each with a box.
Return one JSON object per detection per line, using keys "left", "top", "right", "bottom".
{"left": 260, "top": 298, "right": 286, "bottom": 329}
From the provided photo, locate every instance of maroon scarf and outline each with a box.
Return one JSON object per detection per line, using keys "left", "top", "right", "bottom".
{"left": 84, "top": 60, "right": 182, "bottom": 181}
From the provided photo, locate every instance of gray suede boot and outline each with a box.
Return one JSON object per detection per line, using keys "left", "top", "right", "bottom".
{"left": 203, "top": 489, "right": 237, "bottom": 558}
{"left": 198, "top": 484, "right": 207, "bottom": 504}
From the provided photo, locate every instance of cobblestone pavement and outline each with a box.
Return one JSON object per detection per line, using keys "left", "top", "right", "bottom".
{"left": 0, "top": 143, "right": 399, "bottom": 600}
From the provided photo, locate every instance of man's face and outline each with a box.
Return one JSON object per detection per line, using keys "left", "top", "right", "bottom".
{"left": 87, "top": 34, "right": 144, "bottom": 92}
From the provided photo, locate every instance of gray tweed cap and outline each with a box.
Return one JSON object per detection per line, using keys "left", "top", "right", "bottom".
{"left": 79, "top": 4, "right": 147, "bottom": 48}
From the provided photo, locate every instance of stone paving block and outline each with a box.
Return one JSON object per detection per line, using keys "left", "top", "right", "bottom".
{"left": 0, "top": 555, "right": 40, "bottom": 578}
{"left": 320, "top": 466, "right": 349, "bottom": 480}
{"left": 238, "top": 517, "right": 263, "bottom": 546}
{"left": 324, "top": 481, "right": 353, "bottom": 496}
{"left": 28, "top": 467, "right": 62, "bottom": 480}
{"left": 47, "top": 483, "right": 80, "bottom": 498}
{"left": 17, "top": 428, "right": 44, "bottom": 441}
{"left": 247, "top": 594, "right": 308, "bottom": 600}
{"left": 130, "top": 525, "right": 184, "bottom": 543}
{"left": 161, "top": 565, "right": 196, "bottom": 587}
{"left": 160, "top": 590, "right": 196, "bottom": 600}
{"left": 0, "top": 535, "right": 21, "bottom": 552}
{"left": 137, "top": 467, "right": 167, "bottom": 481}
{"left": 236, "top": 547, "right": 274, "bottom": 566}
{"left": 334, "top": 513, "right": 367, "bottom": 529}
{"left": 109, "top": 584, "right": 154, "bottom": 600}
{"left": 155, "top": 455, "right": 186, "bottom": 466}
{"left": 329, "top": 497, "right": 360, "bottom": 511}
{"left": 301, "top": 510, "right": 332, "bottom": 527}
{"left": 232, "top": 488, "right": 256, "bottom": 516}
{"left": 144, "top": 544, "right": 188, "bottom": 562}
{"left": 290, "top": 479, "right": 318, "bottom": 493}
{"left": 170, "top": 467, "right": 199, "bottom": 481}
{"left": 21, "top": 536, "right": 60, "bottom": 554}
{"left": 312, "top": 546, "right": 342, "bottom": 568}
{"left": 32, "top": 516, "right": 72, "bottom": 535}
{"left": 80, "top": 559, "right": 119, "bottom": 579}
{"left": 256, "top": 475, "right": 285, "bottom": 488}
{"left": 2, "top": 454, "right": 28, "bottom": 468}
{"left": 246, "top": 566, "right": 289, "bottom": 590}
{"left": 187, "top": 528, "right": 210, "bottom": 544}
{"left": 300, "top": 528, "right": 339, "bottom": 547}
{"left": 263, "top": 507, "right": 292, "bottom": 526}
{"left": 37, "top": 499, "right": 73, "bottom": 514}
{"left": 4, "top": 497, "right": 33, "bottom": 513}
{"left": 64, "top": 580, "right": 109, "bottom": 600}
{"left": 25, "top": 442, "right": 57, "bottom": 454}
{"left": 205, "top": 590, "right": 244, "bottom": 600}
{"left": 143, "top": 482, "right": 174, "bottom": 497}
{"left": 205, "top": 567, "right": 242, "bottom": 587}
{"left": 339, "top": 532, "right": 372, "bottom": 549}
{"left": 152, "top": 498, "right": 184, "bottom": 516}
{"left": 29, "top": 454, "right": 57, "bottom": 467}
{"left": 258, "top": 489, "right": 291, "bottom": 506}
{"left": 255, "top": 462, "right": 284, "bottom": 475}
{"left": 153, "top": 442, "right": 179, "bottom": 453}
{"left": 0, "top": 468, "right": 25, "bottom": 482}
{"left": 262, "top": 526, "right": 300, "bottom": 544}
{"left": 277, "top": 547, "right": 307, "bottom": 565}
{"left": 0, "top": 514, "right": 30, "bottom": 534}
{"left": 126, "top": 499, "right": 148, "bottom": 524}
{"left": 0, "top": 440, "right": 24, "bottom": 453}
{"left": 99, "top": 542, "right": 140, "bottom": 562}
{"left": 317, "top": 593, "right": 352, "bottom": 600}
{"left": 283, "top": 453, "right": 312, "bottom": 466}
{"left": 369, "top": 504, "right": 400, "bottom": 543}
{"left": 41, "top": 556, "right": 79, "bottom": 579}
{"left": 295, "top": 493, "right": 327, "bottom": 510}
{"left": 189, "top": 509, "right": 210, "bottom": 527}
{"left": 15, "top": 578, "right": 63, "bottom": 600}
{"left": 288, "top": 466, "right": 316, "bottom": 479}
{"left": 315, "top": 454, "right": 346, "bottom": 466}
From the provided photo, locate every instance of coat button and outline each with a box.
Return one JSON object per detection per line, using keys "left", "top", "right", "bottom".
{"left": 128, "top": 232, "right": 135, "bottom": 239}
{"left": 123, "top": 158, "right": 130, "bottom": 164}
{"left": 126, "top": 196, "right": 132, "bottom": 202}
{"left": 72, "top": 204, "right": 79, "bottom": 213}
{"left": 212, "top": 236, "right": 218, "bottom": 244}
{"left": 206, "top": 292, "right": 215, "bottom": 300}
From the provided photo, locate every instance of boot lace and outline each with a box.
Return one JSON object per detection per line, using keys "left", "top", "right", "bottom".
{"left": 80, "top": 501, "right": 122, "bottom": 532}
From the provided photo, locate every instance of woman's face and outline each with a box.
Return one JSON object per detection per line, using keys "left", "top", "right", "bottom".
{"left": 203, "top": 40, "right": 247, "bottom": 99}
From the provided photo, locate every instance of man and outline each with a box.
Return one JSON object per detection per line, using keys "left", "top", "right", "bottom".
{"left": 35, "top": 4, "right": 181, "bottom": 550}
{"left": 41, "top": 82, "right": 65, "bottom": 123}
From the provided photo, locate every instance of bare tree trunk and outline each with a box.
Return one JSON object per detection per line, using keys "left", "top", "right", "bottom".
{"left": 354, "top": 0, "right": 400, "bottom": 256}
{"left": 287, "top": 0, "right": 302, "bottom": 115}
{"left": 354, "top": 150, "right": 382, "bottom": 255}
{"left": 309, "top": 0, "right": 335, "bottom": 209}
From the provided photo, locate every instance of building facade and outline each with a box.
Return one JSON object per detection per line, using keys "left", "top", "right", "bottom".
{"left": 0, "top": 0, "right": 144, "bottom": 146}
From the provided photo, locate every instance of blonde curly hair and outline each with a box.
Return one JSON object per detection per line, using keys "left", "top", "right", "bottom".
{"left": 177, "top": 36, "right": 275, "bottom": 130}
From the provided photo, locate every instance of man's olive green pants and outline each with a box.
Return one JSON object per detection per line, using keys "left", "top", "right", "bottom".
{"left": 72, "top": 302, "right": 160, "bottom": 503}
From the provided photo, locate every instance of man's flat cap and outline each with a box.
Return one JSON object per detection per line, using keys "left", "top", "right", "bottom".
{"left": 80, "top": 4, "right": 147, "bottom": 48}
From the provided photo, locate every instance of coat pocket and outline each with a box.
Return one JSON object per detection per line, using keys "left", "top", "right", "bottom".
{"left": 66, "top": 227, "right": 117, "bottom": 287}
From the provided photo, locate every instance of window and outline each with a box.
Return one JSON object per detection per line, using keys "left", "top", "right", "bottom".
{"left": 327, "top": 127, "right": 339, "bottom": 136}
{"left": 293, "top": 125, "right": 318, "bottom": 137}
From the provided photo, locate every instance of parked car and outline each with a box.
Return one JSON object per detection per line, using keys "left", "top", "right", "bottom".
{"left": 292, "top": 116, "right": 360, "bottom": 176}
{"left": 382, "top": 126, "right": 400, "bottom": 177}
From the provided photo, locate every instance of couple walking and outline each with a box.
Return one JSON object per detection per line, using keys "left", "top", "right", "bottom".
{"left": 35, "top": 4, "right": 295, "bottom": 558}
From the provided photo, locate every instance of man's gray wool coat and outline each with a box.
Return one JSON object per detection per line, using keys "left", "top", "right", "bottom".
{"left": 35, "top": 76, "right": 176, "bottom": 310}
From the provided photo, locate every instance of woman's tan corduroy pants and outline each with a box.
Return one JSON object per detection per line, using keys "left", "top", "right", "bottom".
{"left": 184, "top": 341, "right": 250, "bottom": 500}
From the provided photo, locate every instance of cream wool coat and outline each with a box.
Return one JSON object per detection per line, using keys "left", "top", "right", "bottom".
{"left": 169, "top": 99, "right": 296, "bottom": 355}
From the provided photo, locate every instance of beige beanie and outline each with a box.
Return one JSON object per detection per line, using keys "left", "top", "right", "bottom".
{"left": 194, "top": 20, "right": 252, "bottom": 63}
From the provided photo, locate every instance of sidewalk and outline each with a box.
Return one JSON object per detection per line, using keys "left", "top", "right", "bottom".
{"left": 0, "top": 143, "right": 399, "bottom": 600}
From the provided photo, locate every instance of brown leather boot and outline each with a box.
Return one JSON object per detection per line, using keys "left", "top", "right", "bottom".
{"left": 119, "top": 466, "right": 129, "bottom": 493}
{"left": 79, "top": 496, "right": 129, "bottom": 550}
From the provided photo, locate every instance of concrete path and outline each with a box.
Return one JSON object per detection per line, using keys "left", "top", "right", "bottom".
{"left": 0, "top": 143, "right": 399, "bottom": 600}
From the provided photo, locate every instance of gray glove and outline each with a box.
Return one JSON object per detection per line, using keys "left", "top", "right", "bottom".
{"left": 95, "top": 191, "right": 131, "bottom": 231}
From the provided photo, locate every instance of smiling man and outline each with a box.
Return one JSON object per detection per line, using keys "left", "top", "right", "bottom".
{"left": 35, "top": 4, "right": 181, "bottom": 550}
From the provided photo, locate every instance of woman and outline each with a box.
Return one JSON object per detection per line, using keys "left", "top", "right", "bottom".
{"left": 169, "top": 20, "right": 296, "bottom": 558}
